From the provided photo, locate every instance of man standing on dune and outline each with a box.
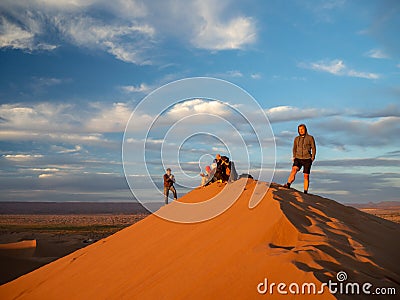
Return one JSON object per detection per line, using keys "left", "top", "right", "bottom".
{"left": 283, "top": 124, "right": 316, "bottom": 194}
{"left": 164, "top": 168, "right": 177, "bottom": 205}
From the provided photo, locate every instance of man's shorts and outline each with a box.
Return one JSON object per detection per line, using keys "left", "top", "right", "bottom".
{"left": 293, "top": 158, "right": 313, "bottom": 174}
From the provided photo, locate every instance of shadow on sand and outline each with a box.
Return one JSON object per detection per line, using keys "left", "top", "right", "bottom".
{"left": 269, "top": 183, "right": 400, "bottom": 298}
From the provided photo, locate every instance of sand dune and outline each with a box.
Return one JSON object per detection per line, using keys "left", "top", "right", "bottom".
{"left": 0, "top": 240, "right": 36, "bottom": 251}
{"left": 0, "top": 179, "right": 399, "bottom": 299}
{"left": 0, "top": 240, "right": 37, "bottom": 260}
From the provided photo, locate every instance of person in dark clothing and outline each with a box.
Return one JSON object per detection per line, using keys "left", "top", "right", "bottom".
{"left": 212, "top": 154, "right": 224, "bottom": 182}
{"left": 163, "top": 168, "right": 177, "bottom": 204}
{"left": 220, "top": 156, "right": 230, "bottom": 182}
{"left": 212, "top": 154, "right": 231, "bottom": 183}
{"left": 283, "top": 124, "right": 316, "bottom": 194}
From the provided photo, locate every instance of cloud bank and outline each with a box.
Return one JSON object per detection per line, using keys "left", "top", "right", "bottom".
{"left": 0, "top": 0, "right": 257, "bottom": 63}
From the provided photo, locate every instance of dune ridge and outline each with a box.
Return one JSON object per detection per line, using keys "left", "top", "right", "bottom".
{"left": 0, "top": 179, "right": 399, "bottom": 299}
{"left": 0, "top": 240, "right": 36, "bottom": 251}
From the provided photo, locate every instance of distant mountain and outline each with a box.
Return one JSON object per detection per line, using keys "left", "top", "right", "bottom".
{"left": 347, "top": 201, "right": 400, "bottom": 209}
{"left": 0, "top": 202, "right": 151, "bottom": 215}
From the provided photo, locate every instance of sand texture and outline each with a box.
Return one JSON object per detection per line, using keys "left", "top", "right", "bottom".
{"left": 1, "top": 179, "right": 399, "bottom": 299}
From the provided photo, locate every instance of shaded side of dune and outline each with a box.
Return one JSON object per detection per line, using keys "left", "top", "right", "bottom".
{"left": 270, "top": 185, "right": 400, "bottom": 293}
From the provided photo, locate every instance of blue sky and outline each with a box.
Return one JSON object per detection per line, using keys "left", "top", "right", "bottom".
{"left": 0, "top": 0, "right": 399, "bottom": 204}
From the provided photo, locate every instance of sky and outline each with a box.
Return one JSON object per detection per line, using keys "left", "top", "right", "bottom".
{"left": 0, "top": 0, "right": 399, "bottom": 205}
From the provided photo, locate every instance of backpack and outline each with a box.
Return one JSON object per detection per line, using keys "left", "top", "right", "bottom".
{"left": 225, "top": 162, "right": 231, "bottom": 176}
{"left": 221, "top": 156, "right": 229, "bottom": 162}
{"left": 221, "top": 156, "right": 230, "bottom": 174}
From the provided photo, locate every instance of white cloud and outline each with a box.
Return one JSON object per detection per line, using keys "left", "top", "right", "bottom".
{"left": 365, "top": 48, "right": 389, "bottom": 59}
{"left": 302, "top": 0, "right": 346, "bottom": 23}
{"left": 310, "top": 59, "right": 345, "bottom": 74}
{"left": 86, "top": 102, "right": 132, "bottom": 132}
{"left": 166, "top": 99, "right": 232, "bottom": 120}
{"left": 226, "top": 70, "right": 243, "bottom": 77}
{"left": 0, "top": 16, "right": 57, "bottom": 51}
{"left": 192, "top": 7, "right": 256, "bottom": 51}
{"left": 38, "top": 173, "right": 53, "bottom": 178}
{"left": 0, "top": 101, "right": 158, "bottom": 145}
{"left": 271, "top": 75, "right": 306, "bottom": 81}
{"left": 100, "top": 0, "right": 148, "bottom": 19}
{"left": 0, "top": 102, "right": 133, "bottom": 146}
{"left": 353, "top": 104, "right": 400, "bottom": 118}
{"left": 177, "top": 0, "right": 257, "bottom": 51}
{"left": 300, "top": 59, "right": 380, "bottom": 79}
{"left": 3, "top": 154, "right": 43, "bottom": 160}
{"left": 0, "top": 0, "right": 257, "bottom": 64}
{"left": 33, "top": 77, "right": 63, "bottom": 86}
{"left": 32, "top": 168, "right": 60, "bottom": 172}
{"left": 120, "top": 83, "right": 151, "bottom": 93}
{"left": 265, "top": 106, "right": 337, "bottom": 123}
{"left": 29, "top": 77, "right": 67, "bottom": 93}
{"left": 48, "top": 133, "right": 103, "bottom": 142}
{"left": 211, "top": 70, "right": 244, "bottom": 78}
{"left": 31, "top": 0, "right": 148, "bottom": 17}
{"left": 55, "top": 16, "right": 155, "bottom": 64}
{"left": 0, "top": 1, "right": 153, "bottom": 63}
{"left": 141, "top": 0, "right": 257, "bottom": 51}
{"left": 318, "top": 0, "right": 346, "bottom": 10}
{"left": 0, "top": 103, "right": 75, "bottom": 132}
{"left": 0, "top": 130, "right": 40, "bottom": 140}
{"left": 53, "top": 145, "right": 82, "bottom": 153}
{"left": 0, "top": 17, "right": 33, "bottom": 49}
{"left": 0, "top": 130, "right": 108, "bottom": 146}
{"left": 316, "top": 116, "right": 400, "bottom": 147}
{"left": 0, "top": 102, "right": 134, "bottom": 134}
{"left": 25, "top": 0, "right": 95, "bottom": 9}
{"left": 212, "top": 146, "right": 226, "bottom": 152}
{"left": 346, "top": 69, "right": 380, "bottom": 80}
{"left": 251, "top": 73, "right": 261, "bottom": 79}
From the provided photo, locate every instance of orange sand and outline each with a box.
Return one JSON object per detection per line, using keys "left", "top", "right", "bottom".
{"left": 0, "top": 179, "right": 399, "bottom": 299}
{"left": 0, "top": 240, "right": 36, "bottom": 250}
